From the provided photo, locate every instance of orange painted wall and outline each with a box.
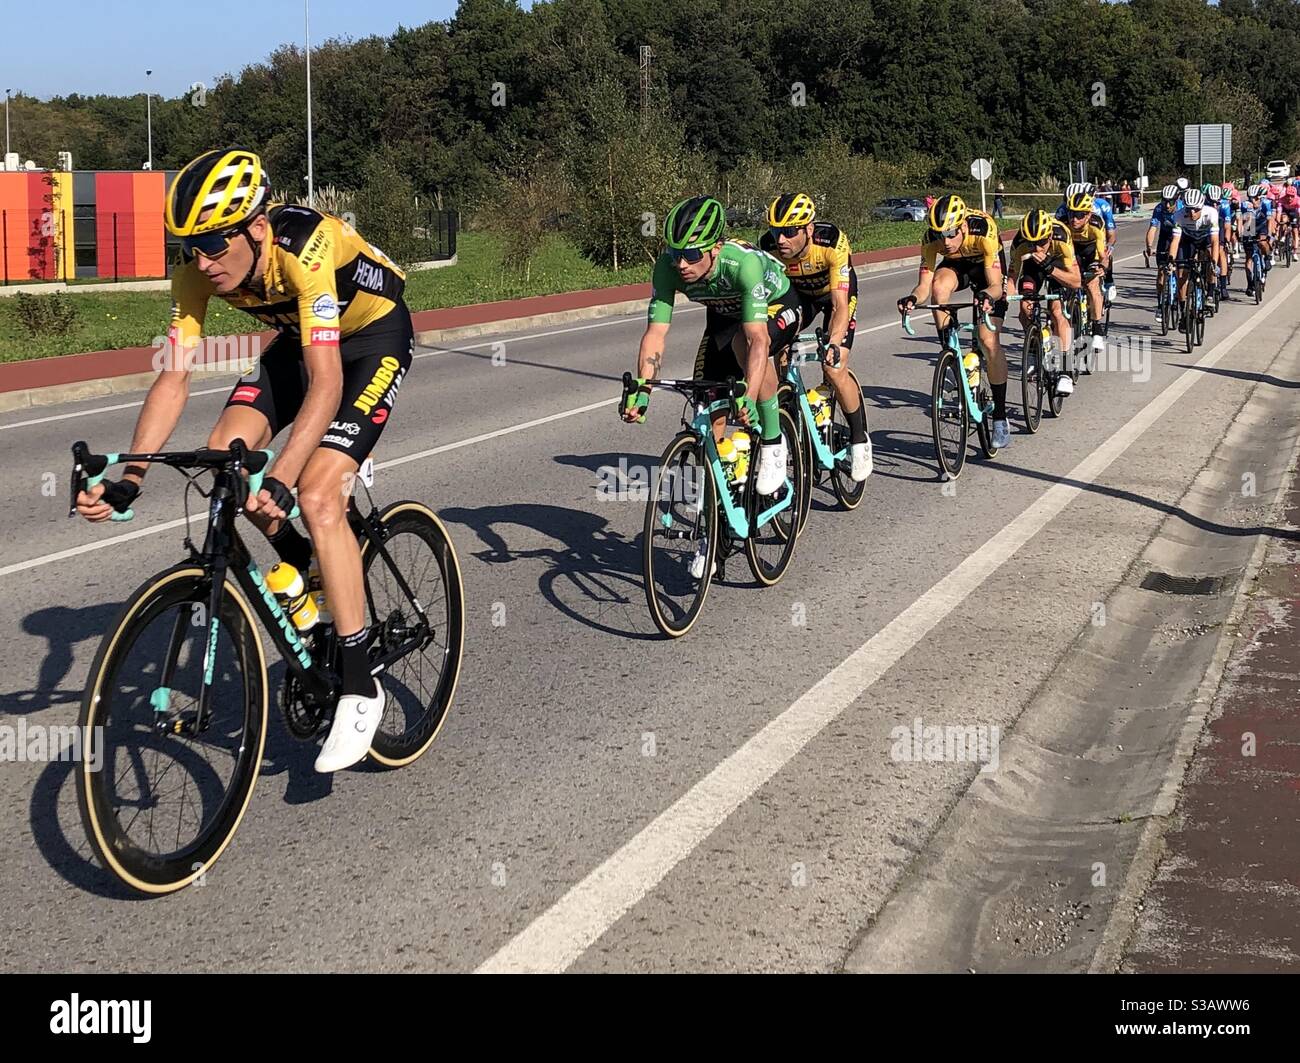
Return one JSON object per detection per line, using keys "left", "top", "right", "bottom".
{"left": 0, "top": 171, "right": 73, "bottom": 282}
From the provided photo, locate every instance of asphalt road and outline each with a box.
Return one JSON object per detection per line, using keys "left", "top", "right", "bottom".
{"left": 3, "top": 218, "right": 1298, "bottom": 972}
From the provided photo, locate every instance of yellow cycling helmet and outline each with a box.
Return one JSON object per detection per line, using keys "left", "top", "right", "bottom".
{"left": 767, "top": 193, "right": 816, "bottom": 228}
{"left": 1065, "top": 189, "right": 1095, "bottom": 214}
{"left": 165, "top": 148, "right": 270, "bottom": 237}
{"left": 1020, "top": 209, "right": 1055, "bottom": 243}
{"left": 929, "top": 194, "right": 968, "bottom": 233}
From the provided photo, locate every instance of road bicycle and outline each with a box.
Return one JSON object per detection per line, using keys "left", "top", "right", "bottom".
{"left": 624, "top": 374, "right": 802, "bottom": 638}
{"left": 776, "top": 329, "right": 866, "bottom": 534}
{"left": 902, "top": 300, "right": 998, "bottom": 481}
{"left": 71, "top": 439, "right": 464, "bottom": 894}
{"left": 1245, "top": 238, "right": 1268, "bottom": 304}
{"left": 1155, "top": 255, "right": 1177, "bottom": 335}
{"left": 1175, "top": 253, "right": 1207, "bottom": 353}
{"left": 1007, "top": 291, "right": 1067, "bottom": 431}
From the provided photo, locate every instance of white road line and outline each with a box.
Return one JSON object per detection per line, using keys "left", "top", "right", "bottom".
{"left": 475, "top": 263, "right": 1300, "bottom": 974}
{"left": 0, "top": 246, "right": 1141, "bottom": 433}
{"left": 0, "top": 385, "right": 233, "bottom": 432}
{"left": 0, "top": 394, "right": 620, "bottom": 579}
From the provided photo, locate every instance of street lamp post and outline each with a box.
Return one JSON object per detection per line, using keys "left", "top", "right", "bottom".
{"left": 305, "top": 0, "right": 314, "bottom": 206}
{"left": 4, "top": 89, "right": 11, "bottom": 158}
{"left": 145, "top": 70, "right": 153, "bottom": 170}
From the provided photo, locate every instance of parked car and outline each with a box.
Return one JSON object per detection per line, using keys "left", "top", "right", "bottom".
{"left": 872, "top": 197, "right": 910, "bottom": 219}
{"left": 890, "top": 198, "right": 927, "bottom": 222}
{"left": 1265, "top": 159, "right": 1292, "bottom": 181}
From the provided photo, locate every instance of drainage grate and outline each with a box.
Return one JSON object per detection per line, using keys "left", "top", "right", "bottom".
{"left": 1139, "top": 571, "right": 1225, "bottom": 596}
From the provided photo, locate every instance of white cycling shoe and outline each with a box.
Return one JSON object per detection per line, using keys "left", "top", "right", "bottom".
{"left": 688, "top": 540, "right": 716, "bottom": 580}
{"left": 754, "top": 440, "right": 787, "bottom": 495}
{"left": 850, "top": 439, "right": 873, "bottom": 482}
{"left": 315, "top": 678, "right": 386, "bottom": 773}
{"left": 1056, "top": 374, "right": 1074, "bottom": 396}
{"left": 991, "top": 419, "right": 1011, "bottom": 449}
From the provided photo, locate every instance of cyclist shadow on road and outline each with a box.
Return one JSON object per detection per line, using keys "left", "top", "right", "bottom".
{"left": 0, "top": 602, "right": 125, "bottom": 717}
{"left": 442, "top": 454, "right": 663, "bottom": 640}
{"left": 867, "top": 429, "right": 964, "bottom": 483}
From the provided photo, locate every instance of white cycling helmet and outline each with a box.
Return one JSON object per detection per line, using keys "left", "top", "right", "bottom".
{"left": 1064, "top": 181, "right": 1086, "bottom": 200}
{"left": 1248, "top": 183, "right": 1264, "bottom": 198}
{"left": 1183, "top": 188, "right": 1205, "bottom": 209}
{"left": 1161, "top": 184, "right": 1179, "bottom": 201}
{"left": 1176, "top": 176, "right": 1190, "bottom": 191}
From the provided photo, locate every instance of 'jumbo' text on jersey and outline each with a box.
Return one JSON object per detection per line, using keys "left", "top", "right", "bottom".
{"left": 648, "top": 240, "right": 791, "bottom": 324}
{"left": 169, "top": 204, "right": 406, "bottom": 353}
{"left": 758, "top": 222, "right": 852, "bottom": 301}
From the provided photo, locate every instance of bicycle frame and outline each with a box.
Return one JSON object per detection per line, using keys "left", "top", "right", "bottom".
{"left": 902, "top": 306, "right": 994, "bottom": 425}
{"left": 783, "top": 334, "right": 848, "bottom": 472}
{"left": 690, "top": 397, "right": 794, "bottom": 539}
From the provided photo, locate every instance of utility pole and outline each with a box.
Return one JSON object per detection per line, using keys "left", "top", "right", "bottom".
{"left": 5, "top": 88, "right": 12, "bottom": 158}
{"left": 145, "top": 70, "right": 153, "bottom": 170}
{"left": 305, "top": 0, "right": 315, "bottom": 206}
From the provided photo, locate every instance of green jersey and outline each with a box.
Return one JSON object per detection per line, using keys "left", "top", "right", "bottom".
{"left": 648, "top": 239, "right": 792, "bottom": 325}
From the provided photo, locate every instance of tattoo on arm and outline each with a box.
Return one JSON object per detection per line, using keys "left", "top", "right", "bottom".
{"left": 646, "top": 351, "right": 662, "bottom": 376}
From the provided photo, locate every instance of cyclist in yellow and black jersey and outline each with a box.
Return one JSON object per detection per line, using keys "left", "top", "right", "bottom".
{"left": 760, "top": 193, "right": 871, "bottom": 481}
{"left": 898, "top": 194, "right": 1012, "bottom": 450}
{"left": 1008, "top": 210, "right": 1082, "bottom": 398}
{"left": 76, "top": 148, "right": 411, "bottom": 774}
{"left": 1062, "top": 188, "right": 1109, "bottom": 368}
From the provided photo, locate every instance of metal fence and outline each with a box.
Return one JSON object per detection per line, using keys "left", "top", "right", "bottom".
{"left": 2, "top": 207, "right": 460, "bottom": 285}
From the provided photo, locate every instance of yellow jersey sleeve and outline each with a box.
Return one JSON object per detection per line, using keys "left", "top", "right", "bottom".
{"left": 168, "top": 260, "right": 215, "bottom": 354}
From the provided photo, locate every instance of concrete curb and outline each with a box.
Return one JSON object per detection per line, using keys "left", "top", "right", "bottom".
{"left": 0, "top": 237, "right": 984, "bottom": 412}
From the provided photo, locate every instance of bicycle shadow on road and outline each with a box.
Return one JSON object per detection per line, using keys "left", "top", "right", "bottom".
{"left": 439, "top": 497, "right": 660, "bottom": 640}
{"left": 0, "top": 602, "right": 126, "bottom": 717}
{"left": 985, "top": 461, "right": 1300, "bottom": 542}
{"left": 1170, "top": 362, "right": 1300, "bottom": 389}
{"left": 868, "top": 429, "right": 970, "bottom": 483}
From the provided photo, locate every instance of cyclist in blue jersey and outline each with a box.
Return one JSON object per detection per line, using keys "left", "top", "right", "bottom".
{"left": 1239, "top": 184, "right": 1274, "bottom": 297}
{"left": 1145, "top": 183, "right": 1183, "bottom": 322}
{"left": 1202, "top": 184, "right": 1231, "bottom": 300}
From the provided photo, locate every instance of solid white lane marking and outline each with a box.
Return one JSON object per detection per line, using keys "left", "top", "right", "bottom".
{"left": 475, "top": 264, "right": 1300, "bottom": 973}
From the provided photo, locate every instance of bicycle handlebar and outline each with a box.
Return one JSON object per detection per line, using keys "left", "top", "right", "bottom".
{"left": 70, "top": 440, "right": 299, "bottom": 523}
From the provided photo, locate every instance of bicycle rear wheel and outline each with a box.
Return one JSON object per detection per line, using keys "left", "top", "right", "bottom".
{"left": 1021, "top": 331, "right": 1044, "bottom": 433}
{"left": 360, "top": 502, "right": 465, "bottom": 768}
{"left": 931, "top": 348, "right": 968, "bottom": 480}
{"left": 77, "top": 565, "right": 267, "bottom": 895}
{"left": 642, "top": 433, "right": 717, "bottom": 638}
{"left": 744, "top": 407, "right": 803, "bottom": 585}
{"left": 828, "top": 369, "right": 867, "bottom": 510}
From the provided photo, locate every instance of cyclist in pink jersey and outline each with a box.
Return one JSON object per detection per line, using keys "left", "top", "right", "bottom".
{"left": 1280, "top": 182, "right": 1300, "bottom": 257}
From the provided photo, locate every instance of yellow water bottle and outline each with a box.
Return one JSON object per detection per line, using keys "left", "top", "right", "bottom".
{"left": 731, "top": 430, "right": 751, "bottom": 484}
{"left": 807, "top": 387, "right": 831, "bottom": 427}
{"left": 265, "top": 563, "right": 319, "bottom": 632}
{"left": 717, "top": 436, "right": 738, "bottom": 482}
{"left": 963, "top": 351, "right": 980, "bottom": 390}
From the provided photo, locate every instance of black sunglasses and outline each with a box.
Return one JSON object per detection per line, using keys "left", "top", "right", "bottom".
{"left": 669, "top": 247, "right": 707, "bottom": 264}
{"left": 180, "top": 222, "right": 249, "bottom": 262}
{"left": 769, "top": 225, "right": 804, "bottom": 239}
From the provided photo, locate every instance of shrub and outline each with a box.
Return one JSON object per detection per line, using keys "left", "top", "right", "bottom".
{"left": 14, "top": 291, "right": 77, "bottom": 336}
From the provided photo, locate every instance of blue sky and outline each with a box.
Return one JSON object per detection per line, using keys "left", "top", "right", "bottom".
{"left": 0, "top": 1, "right": 477, "bottom": 100}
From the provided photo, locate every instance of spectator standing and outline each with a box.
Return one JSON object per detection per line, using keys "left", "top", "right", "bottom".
{"left": 994, "top": 181, "right": 1005, "bottom": 218}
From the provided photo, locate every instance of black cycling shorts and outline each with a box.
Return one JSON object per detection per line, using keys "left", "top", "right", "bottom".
{"left": 222, "top": 304, "right": 414, "bottom": 463}
{"left": 1175, "top": 237, "right": 1212, "bottom": 267}
{"left": 693, "top": 288, "right": 802, "bottom": 382}
{"left": 798, "top": 270, "right": 859, "bottom": 350}
{"left": 936, "top": 254, "right": 1009, "bottom": 318}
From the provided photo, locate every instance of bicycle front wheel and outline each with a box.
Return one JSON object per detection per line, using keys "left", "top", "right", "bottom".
{"left": 78, "top": 565, "right": 267, "bottom": 895}
{"left": 1021, "top": 331, "right": 1044, "bottom": 433}
{"left": 931, "top": 348, "right": 968, "bottom": 480}
{"left": 361, "top": 502, "right": 465, "bottom": 768}
{"left": 643, "top": 433, "right": 717, "bottom": 638}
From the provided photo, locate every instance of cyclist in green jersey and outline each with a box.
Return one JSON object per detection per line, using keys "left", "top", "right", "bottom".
{"left": 624, "top": 196, "right": 801, "bottom": 498}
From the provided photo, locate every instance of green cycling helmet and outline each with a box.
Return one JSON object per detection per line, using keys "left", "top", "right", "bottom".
{"left": 1202, "top": 182, "right": 1221, "bottom": 200}
{"left": 664, "top": 196, "right": 726, "bottom": 250}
